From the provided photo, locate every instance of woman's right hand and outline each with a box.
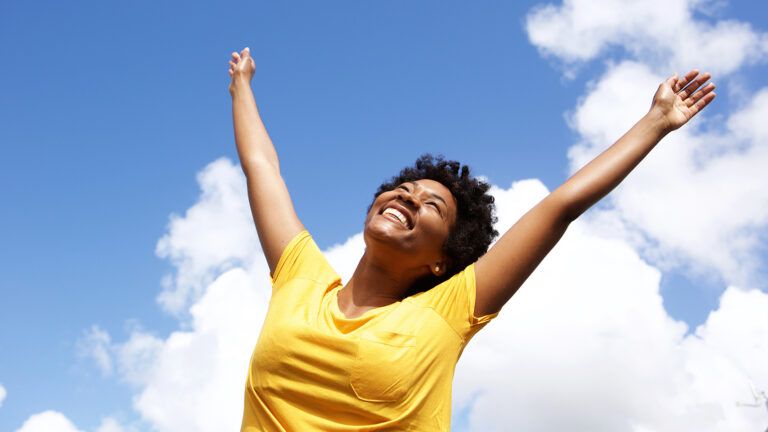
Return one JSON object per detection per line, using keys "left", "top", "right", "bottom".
{"left": 228, "top": 47, "right": 255, "bottom": 95}
{"left": 649, "top": 69, "right": 715, "bottom": 133}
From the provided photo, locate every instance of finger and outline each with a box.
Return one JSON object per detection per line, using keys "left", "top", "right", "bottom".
{"left": 679, "top": 72, "right": 711, "bottom": 99}
{"left": 665, "top": 74, "right": 678, "bottom": 88}
{"left": 689, "top": 92, "right": 716, "bottom": 117}
{"left": 228, "top": 69, "right": 234, "bottom": 76}
{"left": 674, "top": 69, "right": 699, "bottom": 93}
{"left": 241, "top": 47, "right": 250, "bottom": 58}
{"left": 231, "top": 51, "right": 240, "bottom": 61}
{"left": 686, "top": 82, "right": 715, "bottom": 107}
{"left": 229, "top": 60, "right": 236, "bottom": 68}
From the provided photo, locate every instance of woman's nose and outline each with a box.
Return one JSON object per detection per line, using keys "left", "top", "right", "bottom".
{"left": 398, "top": 190, "right": 420, "bottom": 209}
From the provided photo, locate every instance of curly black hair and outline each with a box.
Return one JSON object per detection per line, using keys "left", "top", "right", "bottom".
{"left": 368, "top": 154, "right": 498, "bottom": 295}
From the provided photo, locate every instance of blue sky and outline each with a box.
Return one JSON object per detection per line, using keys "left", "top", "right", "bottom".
{"left": 2, "top": 1, "right": 768, "bottom": 431}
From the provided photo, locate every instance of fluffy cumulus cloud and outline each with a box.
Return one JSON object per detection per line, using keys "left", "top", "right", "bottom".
{"left": 127, "top": 269, "right": 267, "bottom": 431}
{"left": 154, "top": 157, "right": 262, "bottom": 314}
{"left": 454, "top": 179, "right": 768, "bottom": 431}
{"left": 0, "top": 383, "right": 6, "bottom": 408}
{"left": 14, "top": 413, "right": 132, "bottom": 432}
{"left": 526, "top": 0, "right": 768, "bottom": 288}
{"left": 63, "top": 159, "right": 765, "bottom": 431}
{"left": 526, "top": 0, "right": 768, "bottom": 75}
{"left": 15, "top": 411, "right": 83, "bottom": 432}
{"left": 566, "top": 61, "right": 768, "bottom": 287}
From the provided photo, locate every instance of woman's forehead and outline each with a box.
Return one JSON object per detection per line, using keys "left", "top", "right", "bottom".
{"left": 411, "top": 178, "right": 447, "bottom": 191}
{"left": 407, "top": 179, "right": 455, "bottom": 202}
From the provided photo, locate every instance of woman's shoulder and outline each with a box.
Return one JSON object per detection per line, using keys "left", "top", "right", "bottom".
{"left": 270, "top": 229, "right": 341, "bottom": 287}
{"left": 406, "top": 263, "right": 497, "bottom": 342}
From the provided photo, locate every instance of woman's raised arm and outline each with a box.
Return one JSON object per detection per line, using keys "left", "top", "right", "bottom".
{"left": 229, "top": 47, "right": 304, "bottom": 275}
{"left": 474, "top": 70, "right": 717, "bottom": 317}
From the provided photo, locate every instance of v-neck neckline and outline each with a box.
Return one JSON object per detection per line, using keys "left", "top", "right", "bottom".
{"left": 332, "top": 285, "right": 401, "bottom": 321}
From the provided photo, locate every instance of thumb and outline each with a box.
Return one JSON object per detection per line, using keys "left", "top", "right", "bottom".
{"left": 241, "top": 47, "right": 250, "bottom": 58}
{"left": 665, "top": 73, "right": 678, "bottom": 88}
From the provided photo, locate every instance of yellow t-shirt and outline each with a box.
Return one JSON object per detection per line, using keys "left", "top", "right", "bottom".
{"left": 241, "top": 230, "right": 498, "bottom": 431}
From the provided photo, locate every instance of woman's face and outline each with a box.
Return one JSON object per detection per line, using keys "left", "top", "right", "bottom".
{"left": 364, "top": 179, "right": 458, "bottom": 273}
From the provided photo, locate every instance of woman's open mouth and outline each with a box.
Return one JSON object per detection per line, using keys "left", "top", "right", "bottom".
{"left": 380, "top": 205, "right": 413, "bottom": 229}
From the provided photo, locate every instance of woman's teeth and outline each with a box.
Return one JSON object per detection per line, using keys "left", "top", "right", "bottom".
{"left": 383, "top": 207, "right": 409, "bottom": 228}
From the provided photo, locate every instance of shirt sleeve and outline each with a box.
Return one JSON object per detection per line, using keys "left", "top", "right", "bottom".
{"left": 417, "top": 262, "right": 499, "bottom": 344}
{"left": 268, "top": 230, "right": 338, "bottom": 290}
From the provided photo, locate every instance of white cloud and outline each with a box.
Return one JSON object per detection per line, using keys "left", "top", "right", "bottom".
{"left": 107, "top": 329, "right": 163, "bottom": 388}
{"left": 128, "top": 268, "right": 268, "bottom": 431}
{"left": 77, "top": 324, "right": 165, "bottom": 388}
{"left": 522, "top": 0, "right": 768, "bottom": 287}
{"left": 78, "top": 326, "right": 113, "bottom": 377}
{"left": 14, "top": 413, "right": 134, "bottom": 432}
{"left": 525, "top": 0, "right": 768, "bottom": 76}
{"left": 95, "top": 417, "right": 135, "bottom": 432}
{"left": 563, "top": 60, "right": 768, "bottom": 288}
{"left": 0, "top": 383, "right": 6, "bottom": 408}
{"left": 324, "top": 232, "right": 365, "bottom": 282}
{"left": 693, "top": 287, "right": 768, "bottom": 391}
{"left": 15, "top": 411, "right": 83, "bottom": 432}
{"left": 453, "top": 179, "right": 768, "bottom": 431}
{"left": 154, "top": 157, "right": 263, "bottom": 314}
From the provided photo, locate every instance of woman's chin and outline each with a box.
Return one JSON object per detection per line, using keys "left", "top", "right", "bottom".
{"left": 364, "top": 218, "right": 411, "bottom": 245}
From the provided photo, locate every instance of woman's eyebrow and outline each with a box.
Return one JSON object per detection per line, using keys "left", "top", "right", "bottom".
{"left": 408, "top": 181, "right": 447, "bottom": 206}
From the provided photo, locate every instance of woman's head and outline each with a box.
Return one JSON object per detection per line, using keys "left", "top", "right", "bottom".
{"left": 365, "top": 154, "right": 498, "bottom": 294}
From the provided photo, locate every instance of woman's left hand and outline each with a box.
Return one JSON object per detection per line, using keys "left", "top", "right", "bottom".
{"left": 650, "top": 69, "right": 716, "bottom": 132}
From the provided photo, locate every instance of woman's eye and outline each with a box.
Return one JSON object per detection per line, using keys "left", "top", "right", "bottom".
{"left": 398, "top": 186, "right": 409, "bottom": 191}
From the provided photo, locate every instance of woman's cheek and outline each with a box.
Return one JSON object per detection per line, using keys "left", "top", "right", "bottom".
{"left": 422, "top": 213, "right": 450, "bottom": 240}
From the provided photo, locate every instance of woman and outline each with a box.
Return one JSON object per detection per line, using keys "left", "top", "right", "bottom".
{"left": 228, "top": 47, "right": 716, "bottom": 431}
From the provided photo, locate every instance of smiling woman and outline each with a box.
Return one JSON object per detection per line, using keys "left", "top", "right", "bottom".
{"left": 228, "top": 43, "right": 716, "bottom": 430}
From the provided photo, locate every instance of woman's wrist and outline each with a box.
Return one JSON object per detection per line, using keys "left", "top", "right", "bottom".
{"left": 229, "top": 77, "right": 253, "bottom": 97}
{"left": 643, "top": 108, "right": 674, "bottom": 138}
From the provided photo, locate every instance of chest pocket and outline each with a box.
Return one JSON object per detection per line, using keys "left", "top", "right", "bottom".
{"left": 350, "top": 330, "right": 417, "bottom": 403}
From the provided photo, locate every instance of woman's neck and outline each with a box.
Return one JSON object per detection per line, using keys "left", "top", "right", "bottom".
{"left": 337, "top": 251, "right": 420, "bottom": 318}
